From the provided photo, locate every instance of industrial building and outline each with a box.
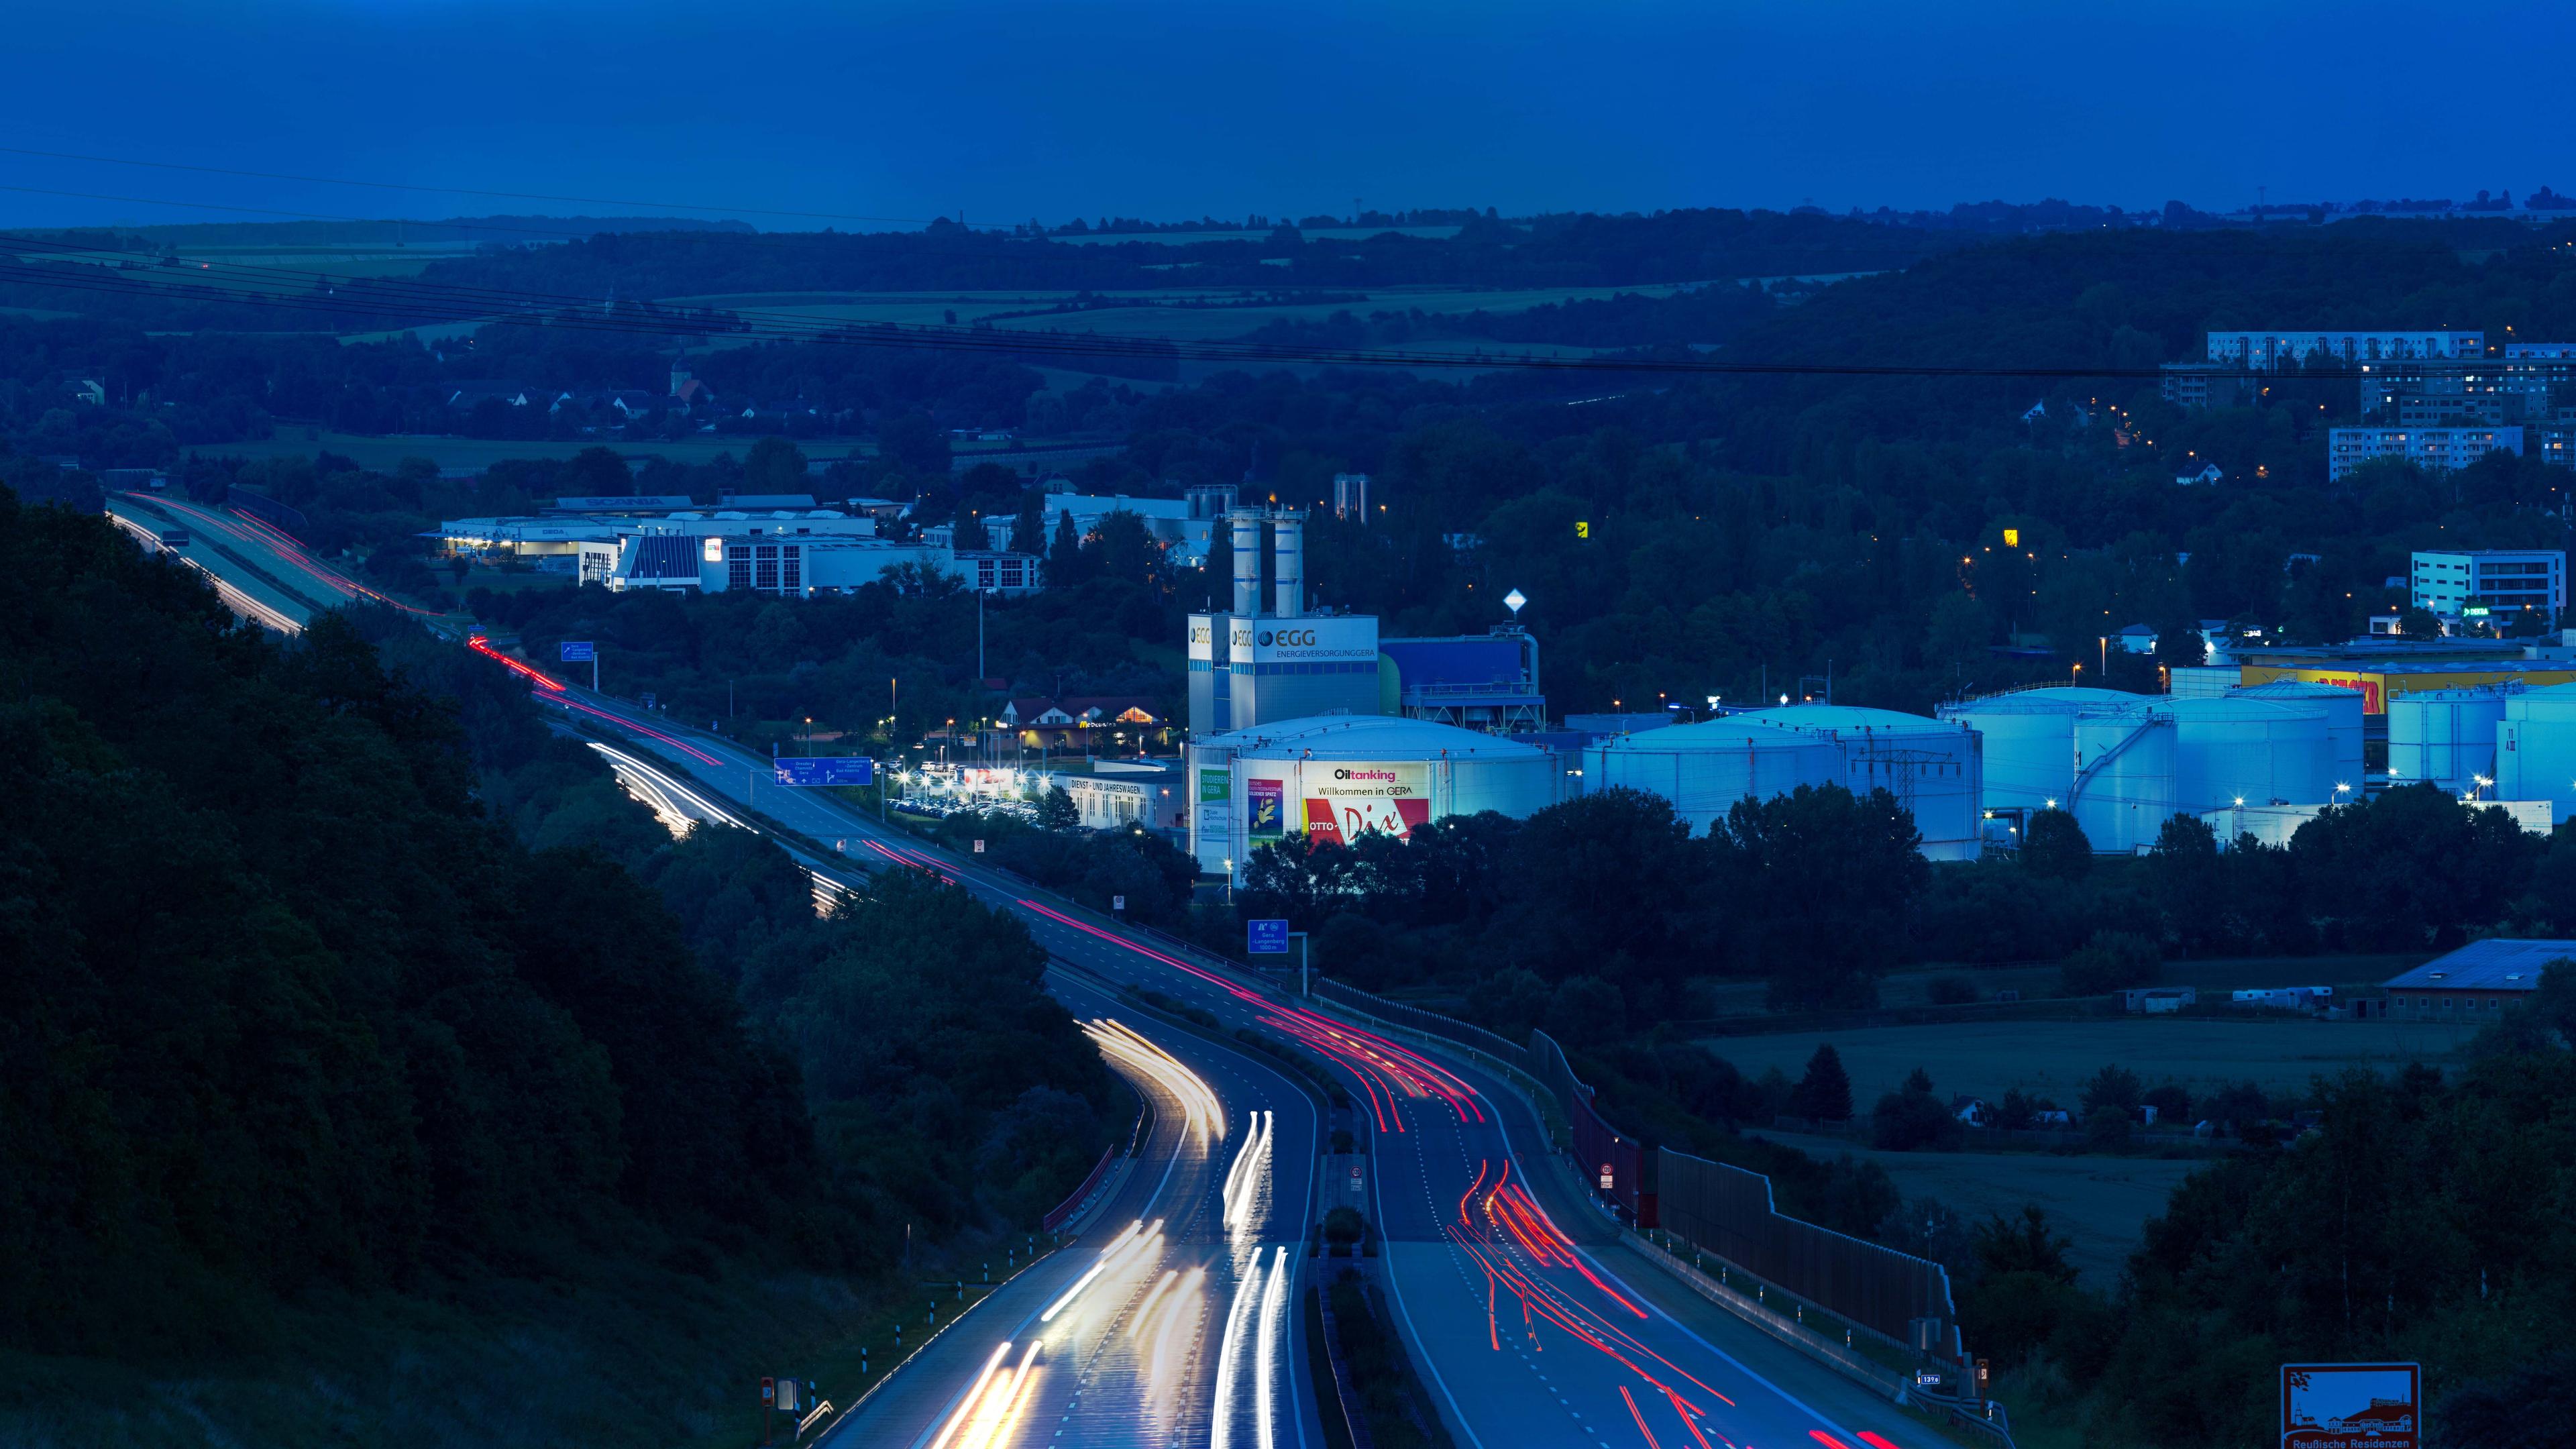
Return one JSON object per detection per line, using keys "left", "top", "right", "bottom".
{"left": 1581, "top": 716, "right": 1840, "bottom": 835}
{"left": 2064, "top": 696, "right": 2339, "bottom": 853}
{"left": 1186, "top": 508, "right": 1383, "bottom": 735}
{"left": 2383, "top": 939, "right": 2573, "bottom": 1020}
{"left": 2389, "top": 688, "right": 2508, "bottom": 792}
{"left": 2493, "top": 682, "right": 2576, "bottom": 821}
{"left": 1379, "top": 631, "right": 1545, "bottom": 732}
{"left": 2182, "top": 637, "right": 2576, "bottom": 715}
{"left": 1187, "top": 715, "right": 1562, "bottom": 880}
{"left": 1740, "top": 704, "right": 1984, "bottom": 860}
{"left": 608, "top": 532, "right": 1040, "bottom": 596}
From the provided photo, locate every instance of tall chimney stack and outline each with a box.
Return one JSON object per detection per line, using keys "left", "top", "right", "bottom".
{"left": 1272, "top": 511, "right": 1304, "bottom": 618}
{"left": 1230, "top": 509, "right": 1264, "bottom": 616}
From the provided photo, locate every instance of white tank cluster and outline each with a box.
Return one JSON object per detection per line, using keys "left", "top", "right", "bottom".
{"left": 1947, "top": 683, "right": 2358, "bottom": 853}
{"left": 1582, "top": 718, "right": 1841, "bottom": 835}
{"left": 1937, "top": 686, "right": 2144, "bottom": 815}
{"left": 1738, "top": 705, "right": 1984, "bottom": 861}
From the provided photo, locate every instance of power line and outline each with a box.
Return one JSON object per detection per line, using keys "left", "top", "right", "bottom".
{"left": 0, "top": 145, "right": 943, "bottom": 226}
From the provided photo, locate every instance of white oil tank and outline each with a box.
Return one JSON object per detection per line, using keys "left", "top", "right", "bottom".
{"left": 2389, "top": 688, "right": 2508, "bottom": 794}
{"left": 2496, "top": 684, "right": 2576, "bottom": 822}
{"left": 2229, "top": 680, "right": 2365, "bottom": 793}
{"left": 2171, "top": 696, "right": 2334, "bottom": 815}
{"left": 1748, "top": 704, "right": 1983, "bottom": 860}
{"left": 1584, "top": 718, "right": 1839, "bottom": 835}
{"left": 1938, "top": 686, "right": 2143, "bottom": 815}
{"left": 2070, "top": 706, "right": 2177, "bottom": 853}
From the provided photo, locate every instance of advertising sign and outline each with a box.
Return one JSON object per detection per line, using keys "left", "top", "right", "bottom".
{"left": 1247, "top": 778, "right": 1285, "bottom": 839}
{"left": 2282, "top": 1363, "right": 2418, "bottom": 1449}
{"left": 772, "top": 757, "right": 874, "bottom": 787}
{"left": 1301, "top": 761, "right": 1432, "bottom": 847}
{"left": 1199, "top": 767, "right": 1231, "bottom": 803}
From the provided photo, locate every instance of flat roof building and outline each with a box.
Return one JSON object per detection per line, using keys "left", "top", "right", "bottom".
{"left": 2383, "top": 938, "right": 2573, "bottom": 1019}
{"left": 2208, "top": 330, "right": 2483, "bottom": 368}
{"left": 2411, "top": 548, "right": 2566, "bottom": 623}
{"left": 2328, "top": 426, "right": 2523, "bottom": 481}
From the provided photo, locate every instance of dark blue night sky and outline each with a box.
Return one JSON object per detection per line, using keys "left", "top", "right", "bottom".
{"left": 9, "top": 0, "right": 2572, "bottom": 229}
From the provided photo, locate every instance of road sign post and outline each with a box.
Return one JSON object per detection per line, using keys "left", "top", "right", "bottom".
{"left": 772, "top": 757, "right": 875, "bottom": 788}
{"left": 1248, "top": 918, "right": 1289, "bottom": 955}
{"left": 560, "top": 639, "right": 596, "bottom": 692}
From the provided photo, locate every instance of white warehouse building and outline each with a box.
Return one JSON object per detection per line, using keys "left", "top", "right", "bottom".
{"left": 1187, "top": 714, "right": 1562, "bottom": 881}
{"left": 1739, "top": 704, "right": 1984, "bottom": 861}
{"left": 1582, "top": 717, "right": 1841, "bottom": 835}
{"left": 2493, "top": 684, "right": 2576, "bottom": 822}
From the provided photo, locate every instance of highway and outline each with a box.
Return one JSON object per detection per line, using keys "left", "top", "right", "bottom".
{"left": 541, "top": 686, "right": 1968, "bottom": 1449}
{"left": 123, "top": 498, "right": 1963, "bottom": 1449}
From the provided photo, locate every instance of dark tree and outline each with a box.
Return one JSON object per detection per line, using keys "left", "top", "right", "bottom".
{"left": 1788, "top": 1044, "right": 1854, "bottom": 1122}
{"left": 2021, "top": 808, "right": 2092, "bottom": 880}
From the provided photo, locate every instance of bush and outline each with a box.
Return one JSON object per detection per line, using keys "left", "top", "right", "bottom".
{"left": 2141, "top": 1083, "right": 2192, "bottom": 1124}
{"left": 2083, "top": 1105, "right": 2133, "bottom": 1150}
{"left": 2059, "top": 929, "right": 2161, "bottom": 996}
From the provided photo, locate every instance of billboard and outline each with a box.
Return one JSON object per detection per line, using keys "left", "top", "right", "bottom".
{"left": 1247, "top": 778, "right": 1285, "bottom": 839}
{"left": 2282, "top": 1363, "right": 2418, "bottom": 1449}
{"left": 1301, "top": 761, "right": 1431, "bottom": 847}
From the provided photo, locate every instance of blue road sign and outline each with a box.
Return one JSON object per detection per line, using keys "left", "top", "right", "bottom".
{"left": 773, "top": 757, "right": 875, "bottom": 787}
{"left": 560, "top": 640, "right": 596, "bottom": 662}
{"left": 1248, "top": 918, "right": 1290, "bottom": 955}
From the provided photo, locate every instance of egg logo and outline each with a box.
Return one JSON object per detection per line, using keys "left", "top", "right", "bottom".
{"left": 1257, "top": 631, "right": 1273, "bottom": 646}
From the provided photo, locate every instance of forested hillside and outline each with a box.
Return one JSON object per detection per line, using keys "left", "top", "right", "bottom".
{"left": 0, "top": 488, "right": 1110, "bottom": 1443}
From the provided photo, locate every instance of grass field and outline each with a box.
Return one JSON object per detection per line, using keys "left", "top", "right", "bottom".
{"left": 1753, "top": 1128, "right": 2200, "bottom": 1285}
{"left": 201, "top": 429, "right": 877, "bottom": 471}
{"left": 1702, "top": 1016, "right": 2484, "bottom": 1110}
{"left": 1697, "top": 953, "right": 2434, "bottom": 1016}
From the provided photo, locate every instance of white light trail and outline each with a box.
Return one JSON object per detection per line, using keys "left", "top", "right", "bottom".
{"left": 1128, "top": 1270, "right": 1181, "bottom": 1338}
{"left": 1084, "top": 1019, "right": 1224, "bottom": 1148}
{"left": 925, "top": 1340, "right": 1014, "bottom": 1449}
{"left": 960, "top": 1340, "right": 1042, "bottom": 1449}
{"left": 1255, "top": 1246, "right": 1290, "bottom": 1449}
{"left": 1041, "top": 1218, "right": 1163, "bottom": 1324}
{"left": 1223, "top": 1111, "right": 1273, "bottom": 1236}
{"left": 1209, "top": 1252, "right": 1267, "bottom": 1449}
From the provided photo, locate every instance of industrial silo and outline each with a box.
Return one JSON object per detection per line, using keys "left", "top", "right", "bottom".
{"left": 1585, "top": 717, "right": 1841, "bottom": 835}
{"left": 1746, "top": 704, "right": 1984, "bottom": 860}
{"left": 2496, "top": 684, "right": 2576, "bottom": 822}
{"left": 2388, "top": 688, "right": 2508, "bottom": 794}
{"left": 2229, "top": 680, "right": 2365, "bottom": 793}
{"left": 2171, "top": 696, "right": 2334, "bottom": 816}
{"left": 1939, "top": 686, "right": 2145, "bottom": 814}
{"left": 2069, "top": 706, "right": 2178, "bottom": 853}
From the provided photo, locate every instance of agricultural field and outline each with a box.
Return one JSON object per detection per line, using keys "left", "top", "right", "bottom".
{"left": 199, "top": 429, "right": 874, "bottom": 472}
{"left": 1702, "top": 1015, "right": 2484, "bottom": 1111}
{"left": 1753, "top": 1129, "right": 2201, "bottom": 1286}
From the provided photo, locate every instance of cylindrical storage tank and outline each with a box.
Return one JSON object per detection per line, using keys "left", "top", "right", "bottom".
{"left": 1939, "top": 686, "right": 2144, "bottom": 815}
{"left": 2389, "top": 688, "right": 2508, "bottom": 793}
{"left": 1228, "top": 510, "right": 1263, "bottom": 616}
{"left": 2169, "top": 696, "right": 2332, "bottom": 816}
{"left": 1584, "top": 718, "right": 1840, "bottom": 835}
{"left": 2070, "top": 706, "right": 2177, "bottom": 853}
{"left": 1204, "top": 715, "right": 1560, "bottom": 882}
{"left": 1746, "top": 704, "right": 1983, "bottom": 861}
{"left": 2496, "top": 684, "right": 2576, "bottom": 822}
{"left": 2229, "top": 680, "right": 2365, "bottom": 792}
